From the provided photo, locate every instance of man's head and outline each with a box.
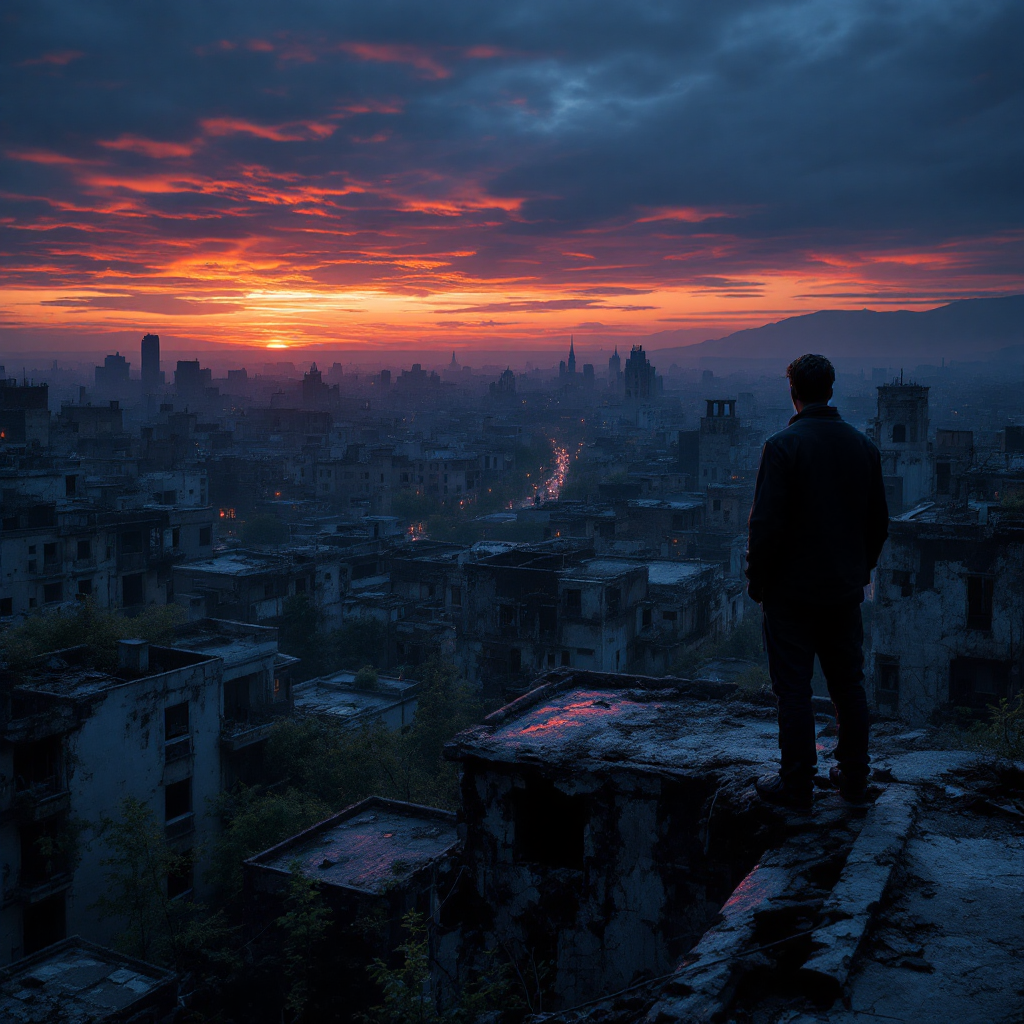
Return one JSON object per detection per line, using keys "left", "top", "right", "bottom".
{"left": 786, "top": 353, "right": 835, "bottom": 410}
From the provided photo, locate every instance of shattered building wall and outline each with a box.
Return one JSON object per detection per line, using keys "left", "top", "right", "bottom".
{"left": 870, "top": 509, "right": 1024, "bottom": 723}
{"left": 445, "top": 670, "right": 790, "bottom": 1009}
{"left": 0, "top": 642, "right": 223, "bottom": 963}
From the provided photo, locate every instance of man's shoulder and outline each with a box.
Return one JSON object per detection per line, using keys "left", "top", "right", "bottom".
{"left": 769, "top": 413, "right": 878, "bottom": 454}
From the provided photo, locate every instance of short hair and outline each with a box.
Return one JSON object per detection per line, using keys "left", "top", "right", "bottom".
{"left": 786, "top": 354, "right": 835, "bottom": 403}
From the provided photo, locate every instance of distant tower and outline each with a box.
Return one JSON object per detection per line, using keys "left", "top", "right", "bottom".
{"left": 868, "top": 381, "right": 932, "bottom": 512}
{"left": 567, "top": 336, "right": 577, "bottom": 376}
{"left": 450, "top": 351, "right": 459, "bottom": 370}
{"left": 608, "top": 345, "right": 621, "bottom": 382}
{"left": 141, "top": 333, "right": 162, "bottom": 389}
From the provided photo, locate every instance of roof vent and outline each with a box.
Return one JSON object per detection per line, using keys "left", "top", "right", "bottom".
{"left": 118, "top": 638, "right": 149, "bottom": 675}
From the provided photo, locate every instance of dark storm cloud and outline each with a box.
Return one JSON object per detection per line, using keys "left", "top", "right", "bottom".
{"left": 1, "top": 0, "right": 1021, "bottom": 308}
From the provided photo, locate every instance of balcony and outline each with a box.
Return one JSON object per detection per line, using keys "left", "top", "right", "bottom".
{"left": 164, "top": 736, "right": 192, "bottom": 763}
{"left": 164, "top": 812, "right": 195, "bottom": 842}
{"left": 8, "top": 784, "right": 71, "bottom": 824}
{"left": 117, "top": 551, "right": 147, "bottom": 573}
{"left": 5, "top": 872, "right": 73, "bottom": 908}
{"left": 220, "top": 703, "right": 291, "bottom": 752}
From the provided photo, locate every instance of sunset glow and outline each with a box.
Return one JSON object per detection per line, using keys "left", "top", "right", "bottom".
{"left": 2, "top": 3, "right": 1021, "bottom": 356}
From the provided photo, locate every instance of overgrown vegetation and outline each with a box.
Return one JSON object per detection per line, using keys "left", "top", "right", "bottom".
{"left": 0, "top": 601, "right": 185, "bottom": 671}
{"left": 670, "top": 612, "right": 769, "bottom": 690}
{"left": 363, "top": 911, "right": 523, "bottom": 1024}
{"left": 277, "top": 597, "right": 390, "bottom": 680}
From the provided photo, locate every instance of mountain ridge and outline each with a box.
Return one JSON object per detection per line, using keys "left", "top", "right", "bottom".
{"left": 646, "top": 295, "right": 1024, "bottom": 363}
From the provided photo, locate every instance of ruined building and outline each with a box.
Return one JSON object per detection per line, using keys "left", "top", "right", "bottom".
{"left": 868, "top": 380, "right": 933, "bottom": 513}
{"left": 870, "top": 501, "right": 1024, "bottom": 723}
{"left": 0, "top": 620, "right": 292, "bottom": 962}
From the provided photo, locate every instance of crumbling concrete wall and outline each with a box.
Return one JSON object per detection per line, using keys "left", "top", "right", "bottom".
{"left": 455, "top": 759, "right": 773, "bottom": 1009}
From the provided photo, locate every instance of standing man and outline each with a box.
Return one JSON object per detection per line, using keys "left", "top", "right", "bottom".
{"left": 746, "top": 354, "right": 889, "bottom": 809}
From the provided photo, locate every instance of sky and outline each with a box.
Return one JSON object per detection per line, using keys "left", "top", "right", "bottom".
{"left": 2, "top": 0, "right": 1022, "bottom": 356}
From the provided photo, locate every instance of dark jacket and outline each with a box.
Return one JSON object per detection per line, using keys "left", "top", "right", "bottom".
{"left": 746, "top": 403, "right": 889, "bottom": 605}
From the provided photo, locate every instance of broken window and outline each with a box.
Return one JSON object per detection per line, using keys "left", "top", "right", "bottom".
{"left": 509, "top": 648, "right": 521, "bottom": 673}
{"left": 561, "top": 650, "right": 571, "bottom": 666}
{"left": 165, "top": 702, "right": 189, "bottom": 740}
{"left": 936, "top": 462, "right": 951, "bottom": 495}
{"left": 606, "top": 587, "right": 621, "bottom": 615}
{"left": 891, "top": 569, "right": 913, "bottom": 597}
{"left": 966, "top": 575, "right": 993, "bottom": 630}
{"left": 876, "top": 659, "right": 899, "bottom": 706}
{"left": 14, "top": 737, "right": 61, "bottom": 793}
{"left": 0, "top": 598, "right": 11, "bottom": 616}
{"left": 642, "top": 608, "right": 652, "bottom": 627}
{"left": 565, "top": 589, "right": 582, "bottom": 615}
{"left": 77, "top": 579, "right": 92, "bottom": 598}
{"left": 892, "top": 424, "right": 906, "bottom": 443}
{"left": 499, "top": 604, "right": 516, "bottom": 627}
{"left": 450, "top": 586, "right": 462, "bottom": 607}
{"left": 538, "top": 605, "right": 557, "bottom": 634}
{"left": 165, "top": 779, "right": 192, "bottom": 822}
{"left": 513, "top": 777, "right": 587, "bottom": 869}
{"left": 43, "top": 542, "right": 58, "bottom": 568}
{"left": 662, "top": 610, "right": 678, "bottom": 622}
{"left": 950, "top": 657, "right": 1009, "bottom": 710}
{"left": 77, "top": 539, "right": 90, "bottom": 560}
{"left": 294, "top": 577, "right": 306, "bottom": 594}
{"left": 22, "top": 893, "right": 66, "bottom": 954}
{"left": 198, "top": 526, "right": 212, "bottom": 546}
{"left": 120, "top": 530, "right": 143, "bottom": 553}
{"left": 43, "top": 582, "right": 62, "bottom": 604}
{"left": 122, "top": 573, "right": 145, "bottom": 607}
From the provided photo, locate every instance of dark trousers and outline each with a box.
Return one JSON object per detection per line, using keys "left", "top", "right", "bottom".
{"left": 761, "top": 599, "right": 870, "bottom": 789}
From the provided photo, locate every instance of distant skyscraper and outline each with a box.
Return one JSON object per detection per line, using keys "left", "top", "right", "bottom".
{"left": 141, "top": 333, "right": 162, "bottom": 389}
{"left": 567, "top": 336, "right": 576, "bottom": 376}
{"left": 95, "top": 352, "right": 130, "bottom": 388}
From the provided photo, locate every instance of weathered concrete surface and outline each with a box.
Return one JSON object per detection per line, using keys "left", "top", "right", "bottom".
{"left": 799, "top": 784, "right": 918, "bottom": 996}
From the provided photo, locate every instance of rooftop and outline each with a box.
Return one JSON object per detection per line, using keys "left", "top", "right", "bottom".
{"left": 446, "top": 670, "right": 781, "bottom": 776}
{"left": 646, "top": 560, "right": 715, "bottom": 586}
{"left": 245, "top": 797, "right": 458, "bottom": 895}
{"left": 292, "top": 671, "right": 418, "bottom": 726}
{"left": 560, "top": 557, "right": 646, "bottom": 581}
{"left": 0, "top": 937, "right": 176, "bottom": 1024}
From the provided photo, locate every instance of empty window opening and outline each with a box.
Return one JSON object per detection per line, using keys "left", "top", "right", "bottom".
{"left": 165, "top": 702, "right": 189, "bottom": 740}
{"left": 892, "top": 570, "right": 913, "bottom": 597}
{"left": 76, "top": 539, "right": 90, "bottom": 560}
{"left": 565, "top": 589, "right": 582, "bottom": 615}
{"left": 165, "top": 779, "right": 192, "bottom": 822}
{"left": 876, "top": 659, "right": 900, "bottom": 706}
{"left": 167, "top": 856, "right": 194, "bottom": 900}
{"left": 23, "top": 894, "right": 66, "bottom": 955}
{"left": 513, "top": 778, "right": 587, "bottom": 869}
{"left": 950, "top": 657, "right": 1009, "bottom": 711}
{"left": 966, "top": 575, "right": 993, "bottom": 630}
{"left": 892, "top": 424, "right": 906, "bottom": 443}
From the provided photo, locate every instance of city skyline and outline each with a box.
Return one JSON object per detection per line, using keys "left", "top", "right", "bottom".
{"left": 2, "top": 1, "right": 1022, "bottom": 354}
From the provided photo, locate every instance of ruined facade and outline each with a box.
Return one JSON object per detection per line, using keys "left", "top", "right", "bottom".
{"left": 870, "top": 504, "right": 1024, "bottom": 723}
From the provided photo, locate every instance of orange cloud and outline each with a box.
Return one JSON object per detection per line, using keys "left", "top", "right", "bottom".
{"left": 18, "top": 50, "right": 83, "bottom": 67}
{"left": 635, "top": 206, "right": 734, "bottom": 224}
{"left": 200, "top": 117, "right": 336, "bottom": 142}
{"left": 99, "top": 135, "right": 195, "bottom": 159}
{"left": 338, "top": 42, "right": 450, "bottom": 80}
{"left": 5, "top": 149, "right": 82, "bottom": 165}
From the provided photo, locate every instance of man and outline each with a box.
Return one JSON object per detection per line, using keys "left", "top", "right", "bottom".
{"left": 746, "top": 354, "right": 889, "bottom": 809}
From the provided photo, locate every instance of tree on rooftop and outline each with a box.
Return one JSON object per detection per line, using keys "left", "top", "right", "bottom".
{"left": 0, "top": 602, "right": 184, "bottom": 672}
